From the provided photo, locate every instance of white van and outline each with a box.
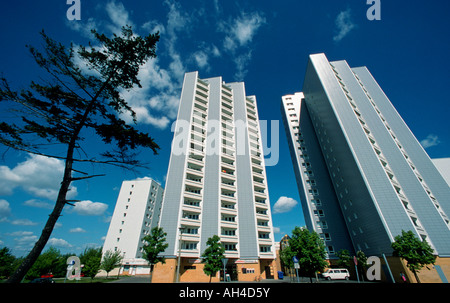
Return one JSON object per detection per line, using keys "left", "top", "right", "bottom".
{"left": 321, "top": 268, "right": 350, "bottom": 280}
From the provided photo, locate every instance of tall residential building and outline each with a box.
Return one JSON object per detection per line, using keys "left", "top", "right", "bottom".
{"left": 281, "top": 92, "right": 355, "bottom": 258}
{"left": 101, "top": 178, "right": 164, "bottom": 276}
{"left": 282, "top": 53, "right": 450, "bottom": 281}
{"left": 153, "top": 71, "right": 276, "bottom": 282}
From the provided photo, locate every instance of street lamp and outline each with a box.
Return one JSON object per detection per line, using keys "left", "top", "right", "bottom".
{"left": 221, "top": 258, "right": 228, "bottom": 282}
{"left": 176, "top": 227, "right": 184, "bottom": 283}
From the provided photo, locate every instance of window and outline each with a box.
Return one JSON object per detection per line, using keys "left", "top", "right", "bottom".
{"left": 309, "top": 189, "right": 319, "bottom": 196}
{"left": 312, "top": 199, "right": 322, "bottom": 206}
{"left": 184, "top": 213, "right": 199, "bottom": 220}
{"left": 224, "top": 243, "right": 237, "bottom": 251}
{"left": 318, "top": 220, "right": 328, "bottom": 229}
{"left": 259, "top": 246, "right": 271, "bottom": 252}
{"left": 184, "top": 228, "right": 198, "bottom": 234}
{"left": 327, "top": 246, "right": 335, "bottom": 254}
{"left": 184, "top": 242, "right": 198, "bottom": 250}
{"left": 222, "top": 229, "right": 236, "bottom": 236}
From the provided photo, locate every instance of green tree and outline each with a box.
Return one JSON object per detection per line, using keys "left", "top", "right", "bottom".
{"left": 288, "top": 227, "right": 328, "bottom": 282}
{"left": 80, "top": 247, "right": 103, "bottom": 281}
{"left": 336, "top": 249, "right": 352, "bottom": 269}
{"left": 201, "top": 235, "right": 225, "bottom": 283}
{"left": 1, "top": 26, "right": 160, "bottom": 283}
{"left": 356, "top": 250, "right": 368, "bottom": 281}
{"left": 100, "top": 249, "right": 123, "bottom": 279}
{"left": 279, "top": 245, "right": 295, "bottom": 271}
{"left": 142, "top": 227, "right": 169, "bottom": 282}
{"left": 391, "top": 230, "right": 436, "bottom": 283}
{"left": 0, "top": 247, "right": 17, "bottom": 279}
{"left": 25, "top": 247, "right": 61, "bottom": 280}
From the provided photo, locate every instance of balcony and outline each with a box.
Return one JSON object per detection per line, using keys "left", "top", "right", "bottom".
{"left": 194, "top": 101, "right": 208, "bottom": 114}
{"left": 222, "top": 108, "right": 233, "bottom": 118}
{"left": 257, "top": 220, "right": 271, "bottom": 232}
{"left": 186, "top": 173, "right": 203, "bottom": 185}
{"left": 221, "top": 206, "right": 237, "bottom": 217}
{"left": 221, "top": 180, "right": 235, "bottom": 191}
{"left": 221, "top": 201, "right": 236, "bottom": 210}
{"left": 185, "top": 185, "right": 202, "bottom": 199}
{"left": 253, "top": 176, "right": 265, "bottom": 186}
{"left": 183, "top": 197, "right": 201, "bottom": 208}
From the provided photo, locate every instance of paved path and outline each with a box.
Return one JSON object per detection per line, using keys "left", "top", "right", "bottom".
{"left": 109, "top": 275, "right": 152, "bottom": 283}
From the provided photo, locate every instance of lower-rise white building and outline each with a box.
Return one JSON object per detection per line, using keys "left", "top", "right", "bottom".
{"left": 100, "top": 178, "right": 164, "bottom": 276}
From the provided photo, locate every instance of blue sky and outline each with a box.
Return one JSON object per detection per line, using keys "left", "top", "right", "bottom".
{"left": 0, "top": 0, "right": 449, "bottom": 257}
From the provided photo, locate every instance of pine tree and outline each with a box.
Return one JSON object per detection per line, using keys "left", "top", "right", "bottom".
{"left": 1, "top": 26, "right": 160, "bottom": 283}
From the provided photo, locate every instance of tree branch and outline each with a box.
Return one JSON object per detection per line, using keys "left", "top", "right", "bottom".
{"left": 70, "top": 174, "right": 106, "bottom": 181}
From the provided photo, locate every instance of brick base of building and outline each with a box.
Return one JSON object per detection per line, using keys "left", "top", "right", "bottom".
{"left": 151, "top": 257, "right": 278, "bottom": 283}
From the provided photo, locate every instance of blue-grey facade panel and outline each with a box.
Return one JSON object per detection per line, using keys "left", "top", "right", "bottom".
{"left": 331, "top": 61, "right": 417, "bottom": 240}
{"left": 200, "top": 77, "right": 221, "bottom": 253}
{"left": 159, "top": 72, "right": 197, "bottom": 256}
{"left": 295, "top": 53, "right": 450, "bottom": 256}
{"left": 302, "top": 54, "right": 395, "bottom": 255}
{"left": 353, "top": 67, "right": 450, "bottom": 255}
{"left": 230, "top": 82, "right": 259, "bottom": 259}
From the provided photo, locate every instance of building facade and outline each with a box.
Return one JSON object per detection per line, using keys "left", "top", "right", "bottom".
{"left": 153, "top": 71, "right": 276, "bottom": 282}
{"left": 101, "top": 178, "right": 164, "bottom": 276}
{"left": 281, "top": 92, "right": 355, "bottom": 259}
{"left": 282, "top": 53, "right": 450, "bottom": 281}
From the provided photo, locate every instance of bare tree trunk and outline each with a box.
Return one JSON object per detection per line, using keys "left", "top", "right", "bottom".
{"left": 149, "top": 264, "right": 154, "bottom": 283}
{"left": 7, "top": 153, "right": 74, "bottom": 283}
{"left": 413, "top": 270, "right": 421, "bottom": 283}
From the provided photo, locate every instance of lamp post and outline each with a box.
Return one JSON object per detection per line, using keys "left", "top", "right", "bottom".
{"left": 221, "top": 258, "right": 228, "bottom": 282}
{"left": 176, "top": 227, "right": 184, "bottom": 283}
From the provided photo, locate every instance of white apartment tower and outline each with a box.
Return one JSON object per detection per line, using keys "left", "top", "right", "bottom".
{"left": 101, "top": 178, "right": 164, "bottom": 276}
{"left": 153, "top": 71, "right": 276, "bottom": 282}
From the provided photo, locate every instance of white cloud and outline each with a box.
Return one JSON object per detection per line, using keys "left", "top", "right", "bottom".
{"left": 14, "top": 234, "right": 38, "bottom": 252}
{"left": 142, "top": 20, "right": 166, "bottom": 35}
{"left": 48, "top": 238, "right": 73, "bottom": 248}
{"left": 234, "top": 50, "right": 253, "bottom": 81}
{"left": 333, "top": 9, "right": 356, "bottom": 42}
{"left": 273, "top": 196, "right": 298, "bottom": 214}
{"left": 11, "top": 219, "right": 38, "bottom": 226}
{"left": 193, "top": 51, "right": 209, "bottom": 70}
{"left": 6, "top": 231, "right": 34, "bottom": 237}
{"left": 105, "top": 0, "right": 135, "bottom": 34}
{"left": 219, "top": 11, "right": 266, "bottom": 80}
{"left": 0, "top": 199, "right": 11, "bottom": 222}
{"left": 23, "top": 199, "right": 53, "bottom": 209}
{"left": 0, "top": 154, "right": 77, "bottom": 200}
{"left": 66, "top": 1, "right": 266, "bottom": 127}
{"left": 420, "top": 134, "right": 440, "bottom": 149}
{"left": 222, "top": 11, "right": 266, "bottom": 52}
{"left": 69, "top": 227, "right": 87, "bottom": 233}
{"left": 69, "top": 200, "right": 108, "bottom": 216}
